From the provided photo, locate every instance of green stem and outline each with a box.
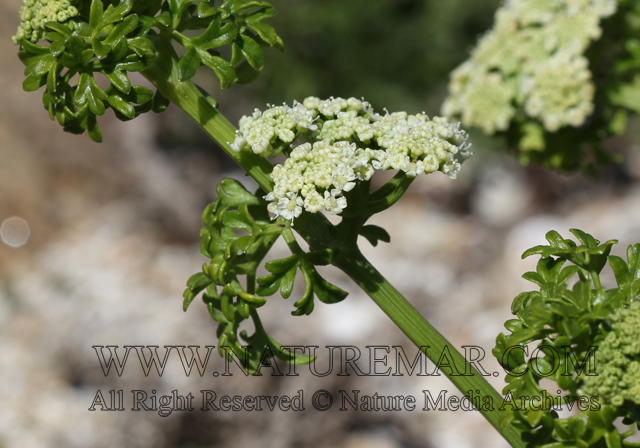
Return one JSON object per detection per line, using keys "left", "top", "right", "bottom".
{"left": 142, "top": 34, "right": 525, "bottom": 448}
{"left": 142, "top": 33, "right": 274, "bottom": 192}
{"left": 592, "top": 271, "right": 603, "bottom": 290}
{"left": 246, "top": 271, "right": 256, "bottom": 295}
{"left": 333, "top": 248, "right": 525, "bottom": 448}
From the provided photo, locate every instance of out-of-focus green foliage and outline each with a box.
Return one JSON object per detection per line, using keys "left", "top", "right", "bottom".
{"left": 246, "top": 0, "right": 502, "bottom": 114}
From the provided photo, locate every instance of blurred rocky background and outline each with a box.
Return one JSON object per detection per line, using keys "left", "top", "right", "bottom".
{"left": 2, "top": 0, "right": 640, "bottom": 447}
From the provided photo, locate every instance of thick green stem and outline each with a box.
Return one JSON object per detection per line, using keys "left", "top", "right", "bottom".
{"left": 142, "top": 34, "right": 525, "bottom": 448}
{"left": 333, "top": 248, "right": 525, "bottom": 448}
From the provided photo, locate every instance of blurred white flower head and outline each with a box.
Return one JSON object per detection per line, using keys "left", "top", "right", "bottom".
{"left": 442, "top": 0, "right": 617, "bottom": 134}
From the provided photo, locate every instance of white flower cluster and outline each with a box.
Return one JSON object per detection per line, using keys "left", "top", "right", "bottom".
{"left": 230, "top": 97, "right": 373, "bottom": 155}
{"left": 367, "top": 113, "right": 469, "bottom": 178}
{"left": 13, "top": 0, "right": 80, "bottom": 45}
{"left": 232, "top": 97, "right": 470, "bottom": 223}
{"left": 442, "top": 0, "right": 617, "bottom": 134}
{"left": 264, "top": 141, "right": 374, "bottom": 221}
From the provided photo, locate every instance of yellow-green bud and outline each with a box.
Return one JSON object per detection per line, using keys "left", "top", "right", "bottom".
{"left": 12, "top": 0, "right": 80, "bottom": 45}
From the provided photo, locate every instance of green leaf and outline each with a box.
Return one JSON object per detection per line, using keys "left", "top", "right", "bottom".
{"left": 128, "top": 37, "right": 155, "bottom": 58}
{"left": 230, "top": 42, "right": 242, "bottom": 66}
{"left": 105, "top": 69, "right": 132, "bottom": 94}
{"left": 225, "top": 0, "right": 271, "bottom": 13}
{"left": 110, "top": 38, "right": 129, "bottom": 60}
{"left": 101, "top": 0, "right": 134, "bottom": 26}
{"left": 21, "top": 40, "right": 50, "bottom": 55}
{"left": 50, "top": 39, "right": 67, "bottom": 57}
{"left": 220, "top": 293, "right": 235, "bottom": 322}
{"left": 627, "top": 244, "right": 640, "bottom": 273}
{"left": 359, "top": 225, "right": 390, "bottom": 246}
{"left": 257, "top": 255, "right": 299, "bottom": 298}
{"left": 222, "top": 210, "right": 253, "bottom": 231}
{"left": 237, "top": 300, "right": 250, "bottom": 319}
{"left": 178, "top": 46, "right": 202, "bottom": 82}
{"left": 608, "top": 109, "right": 628, "bottom": 135}
{"left": 190, "top": 16, "right": 221, "bottom": 45}
{"left": 310, "top": 269, "right": 348, "bottom": 304}
{"left": 102, "top": 14, "right": 139, "bottom": 46}
{"left": 23, "top": 74, "right": 46, "bottom": 92}
{"left": 73, "top": 74, "right": 107, "bottom": 116}
{"left": 238, "top": 34, "right": 263, "bottom": 70}
{"left": 125, "top": 85, "right": 153, "bottom": 104}
{"left": 196, "top": 22, "right": 238, "bottom": 49}
{"left": 207, "top": 302, "right": 229, "bottom": 323}
{"left": 511, "top": 292, "right": 533, "bottom": 314}
{"left": 275, "top": 343, "right": 317, "bottom": 366}
{"left": 557, "top": 265, "right": 579, "bottom": 284}
{"left": 233, "top": 60, "right": 261, "bottom": 84}
{"left": 44, "top": 22, "right": 74, "bottom": 36}
{"left": 19, "top": 49, "right": 40, "bottom": 67}
{"left": 154, "top": 10, "right": 171, "bottom": 27}
{"left": 198, "top": 51, "right": 236, "bottom": 88}
{"left": 167, "top": 0, "right": 193, "bottom": 29}
{"left": 114, "top": 55, "right": 150, "bottom": 72}
{"left": 46, "top": 62, "right": 58, "bottom": 93}
{"left": 609, "top": 255, "right": 629, "bottom": 289}
{"left": 66, "top": 35, "right": 86, "bottom": 64}
{"left": 569, "top": 229, "right": 599, "bottom": 248}
{"left": 87, "top": 113, "right": 103, "bottom": 142}
{"left": 152, "top": 90, "right": 170, "bottom": 113}
{"left": 89, "top": 77, "right": 108, "bottom": 114}
{"left": 238, "top": 290, "right": 266, "bottom": 306}
{"left": 31, "top": 54, "right": 57, "bottom": 77}
{"left": 183, "top": 272, "right": 214, "bottom": 311}
{"left": 264, "top": 255, "right": 299, "bottom": 274}
{"left": 255, "top": 275, "right": 281, "bottom": 296}
{"left": 22, "top": 54, "right": 43, "bottom": 76}
{"left": 246, "top": 21, "right": 283, "bottom": 51}
{"left": 217, "top": 178, "right": 261, "bottom": 206}
{"left": 504, "top": 319, "right": 524, "bottom": 332}
{"left": 74, "top": 73, "right": 92, "bottom": 105}
{"left": 107, "top": 95, "right": 135, "bottom": 119}
{"left": 89, "top": 0, "right": 105, "bottom": 31}
{"left": 522, "top": 271, "right": 544, "bottom": 286}
{"left": 246, "top": 6, "right": 277, "bottom": 22}
{"left": 279, "top": 266, "right": 296, "bottom": 299}
{"left": 197, "top": 2, "right": 219, "bottom": 18}
{"left": 604, "top": 428, "right": 621, "bottom": 448}
{"left": 547, "top": 230, "right": 570, "bottom": 248}
{"left": 292, "top": 272, "right": 314, "bottom": 316}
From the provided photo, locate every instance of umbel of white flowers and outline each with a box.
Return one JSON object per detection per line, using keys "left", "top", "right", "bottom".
{"left": 442, "top": 0, "right": 617, "bottom": 134}
{"left": 231, "top": 97, "right": 471, "bottom": 223}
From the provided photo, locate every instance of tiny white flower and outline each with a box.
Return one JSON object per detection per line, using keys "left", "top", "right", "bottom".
{"left": 273, "top": 193, "right": 304, "bottom": 223}
{"left": 332, "top": 164, "right": 357, "bottom": 192}
{"left": 324, "top": 189, "right": 348, "bottom": 214}
{"left": 304, "top": 189, "right": 325, "bottom": 213}
{"left": 230, "top": 136, "right": 246, "bottom": 152}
